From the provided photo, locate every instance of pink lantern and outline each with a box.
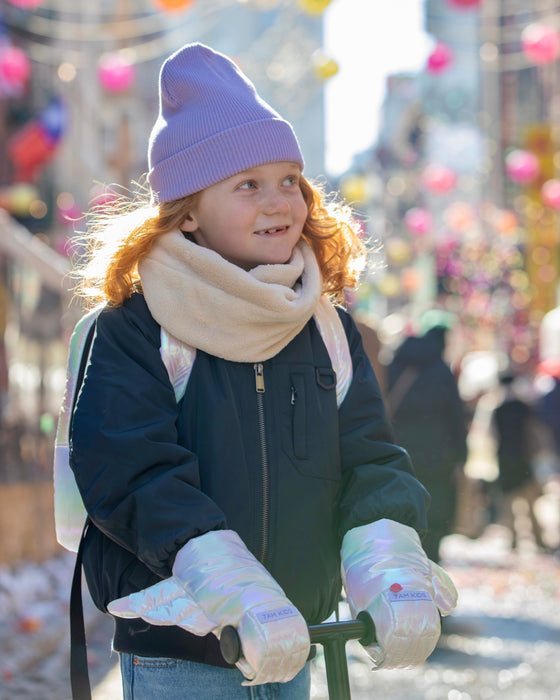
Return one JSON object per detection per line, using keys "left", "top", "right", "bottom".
{"left": 505, "top": 149, "right": 540, "bottom": 185}
{"left": 57, "top": 202, "right": 83, "bottom": 225}
{"left": 7, "top": 0, "right": 45, "bottom": 7}
{"left": 404, "top": 207, "right": 433, "bottom": 236}
{"left": 541, "top": 179, "right": 560, "bottom": 210}
{"left": 426, "top": 43, "right": 453, "bottom": 74}
{"left": 522, "top": 23, "right": 560, "bottom": 65}
{"left": 446, "top": 0, "right": 482, "bottom": 7}
{"left": 0, "top": 45, "right": 31, "bottom": 94}
{"left": 97, "top": 53, "right": 136, "bottom": 93}
{"left": 421, "top": 164, "right": 457, "bottom": 194}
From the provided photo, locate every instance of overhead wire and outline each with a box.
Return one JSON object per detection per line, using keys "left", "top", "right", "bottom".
{"left": 3, "top": 0, "right": 234, "bottom": 65}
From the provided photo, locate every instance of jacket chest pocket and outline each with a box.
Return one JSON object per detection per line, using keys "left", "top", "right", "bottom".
{"left": 283, "top": 367, "right": 339, "bottom": 480}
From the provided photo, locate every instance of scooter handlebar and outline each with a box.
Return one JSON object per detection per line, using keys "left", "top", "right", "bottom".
{"left": 220, "top": 610, "right": 376, "bottom": 665}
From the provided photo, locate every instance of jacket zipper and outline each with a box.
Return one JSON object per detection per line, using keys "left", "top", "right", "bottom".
{"left": 254, "top": 363, "right": 269, "bottom": 564}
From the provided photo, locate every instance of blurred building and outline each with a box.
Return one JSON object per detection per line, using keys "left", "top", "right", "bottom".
{"left": 349, "top": 0, "right": 560, "bottom": 371}
{"left": 478, "top": 0, "right": 560, "bottom": 316}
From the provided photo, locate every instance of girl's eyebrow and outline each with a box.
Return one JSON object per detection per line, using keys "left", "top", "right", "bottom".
{"left": 229, "top": 170, "right": 259, "bottom": 183}
{"left": 228, "top": 165, "right": 301, "bottom": 186}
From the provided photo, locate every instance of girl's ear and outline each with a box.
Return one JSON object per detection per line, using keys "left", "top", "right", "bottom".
{"left": 180, "top": 213, "right": 198, "bottom": 232}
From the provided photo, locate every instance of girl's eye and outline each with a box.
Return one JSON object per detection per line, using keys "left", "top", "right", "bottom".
{"left": 238, "top": 180, "right": 257, "bottom": 190}
{"left": 283, "top": 175, "right": 298, "bottom": 186}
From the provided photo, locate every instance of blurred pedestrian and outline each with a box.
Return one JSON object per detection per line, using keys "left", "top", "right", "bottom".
{"left": 351, "top": 310, "right": 386, "bottom": 399}
{"left": 58, "top": 43, "right": 457, "bottom": 700}
{"left": 386, "top": 311, "right": 468, "bottom": 563}
{"left": 488, "top": 370, "right": 546, "bottom": 551}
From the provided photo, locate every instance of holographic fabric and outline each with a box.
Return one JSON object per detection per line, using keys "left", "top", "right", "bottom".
{"left": 109, "top": 530, "right": 310, "bottom": 686}
{"left": 341, "top": 519, "right": 458, "bottom": 670}
{"left": 53, "top": 305, "right": 104, "bottom": 551}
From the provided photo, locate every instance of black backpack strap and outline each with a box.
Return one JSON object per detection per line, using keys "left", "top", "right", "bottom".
{"left": 70, "top": 516, "right": 92, "bottom": 700}
{"left": 69, "top": 318, "right": 97, "bottom": 700}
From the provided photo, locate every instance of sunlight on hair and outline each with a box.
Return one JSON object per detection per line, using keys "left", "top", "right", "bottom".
{"left": 72, "top": 174, "right": 374, "bottom": 309}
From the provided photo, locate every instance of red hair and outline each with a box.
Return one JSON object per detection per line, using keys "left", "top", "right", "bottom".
{"left": 75, "top": 177, "right": 366, "bottom": 307}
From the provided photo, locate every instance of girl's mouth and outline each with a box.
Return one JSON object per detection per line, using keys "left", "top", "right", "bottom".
{"left": 255, "top": 226, "right": 289, "bottom": 237}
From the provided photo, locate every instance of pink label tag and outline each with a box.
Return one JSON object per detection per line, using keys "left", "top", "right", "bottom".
{"left": 256, "top": 606, "right": 299, "bottom": 624}
{"left": 388, "top": 590, "right": 432, "bottom": 603}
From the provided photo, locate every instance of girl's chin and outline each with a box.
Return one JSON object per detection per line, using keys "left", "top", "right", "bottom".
{"left": 249, "top": 246, "right": 298, "bottom": 268}
{"left": 241, "top": 257, "right": 290, "bottom": 271}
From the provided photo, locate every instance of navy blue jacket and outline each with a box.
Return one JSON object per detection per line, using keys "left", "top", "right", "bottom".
{"left": 70, "top": 293, "right": 428, "bottom": 666}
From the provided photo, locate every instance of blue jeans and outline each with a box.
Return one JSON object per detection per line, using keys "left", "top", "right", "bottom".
{"left": 119, "top": 653, "right": 311, "bottom": 700}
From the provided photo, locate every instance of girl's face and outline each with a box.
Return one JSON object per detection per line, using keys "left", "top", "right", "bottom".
{"left": 180, "top": 161, "right": 308, "bottom": 270}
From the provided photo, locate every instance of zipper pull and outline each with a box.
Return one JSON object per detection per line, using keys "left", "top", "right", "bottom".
{"left": 290, "top": 386, "right": 296, "bottom": 405}
{"left": 254, "top": 363, "right": 265, "bottom": 393}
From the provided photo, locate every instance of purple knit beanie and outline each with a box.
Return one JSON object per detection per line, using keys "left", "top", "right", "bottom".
{"left": 148, "top": 43, "right": 304, "bottom": 203}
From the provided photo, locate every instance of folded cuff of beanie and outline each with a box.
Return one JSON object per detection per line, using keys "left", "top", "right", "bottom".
{"left": 149, "top": 118, "right": 304, "bottom": 203}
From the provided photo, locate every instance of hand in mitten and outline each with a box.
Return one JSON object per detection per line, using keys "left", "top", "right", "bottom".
{"left": 341, "top": 519, "right": 457, "bottom": 670}
{"left": 108, "top": 529, "right": 309, "bottom": 686}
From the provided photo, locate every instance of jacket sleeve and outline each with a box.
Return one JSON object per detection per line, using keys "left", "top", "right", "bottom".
{"left": 336, "top": 309, "right": 429, "bottom": 539}
{"left": 69, "top": 297, "right": 227, "bottom": 579}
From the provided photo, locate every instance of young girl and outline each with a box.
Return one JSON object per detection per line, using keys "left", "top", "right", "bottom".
{"left": 67, "top": 43, "right": 457, "bottom": 700}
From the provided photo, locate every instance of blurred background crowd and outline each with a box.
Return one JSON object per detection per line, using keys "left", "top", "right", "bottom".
{"left": 0, "top": 0, "right": 559, "bottom": 608}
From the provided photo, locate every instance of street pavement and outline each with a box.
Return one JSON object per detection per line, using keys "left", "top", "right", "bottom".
{"left": 1, "top": 520, "right": 559, "bottom": 700}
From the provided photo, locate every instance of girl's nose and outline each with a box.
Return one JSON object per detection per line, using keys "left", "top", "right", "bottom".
{"left": 262, "top": 188, "right": 290, "bottom": 214}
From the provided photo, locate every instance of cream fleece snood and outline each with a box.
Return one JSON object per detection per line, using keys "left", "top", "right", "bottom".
{"left": 139, "top": 233, "right": 322, "bottom": 362}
